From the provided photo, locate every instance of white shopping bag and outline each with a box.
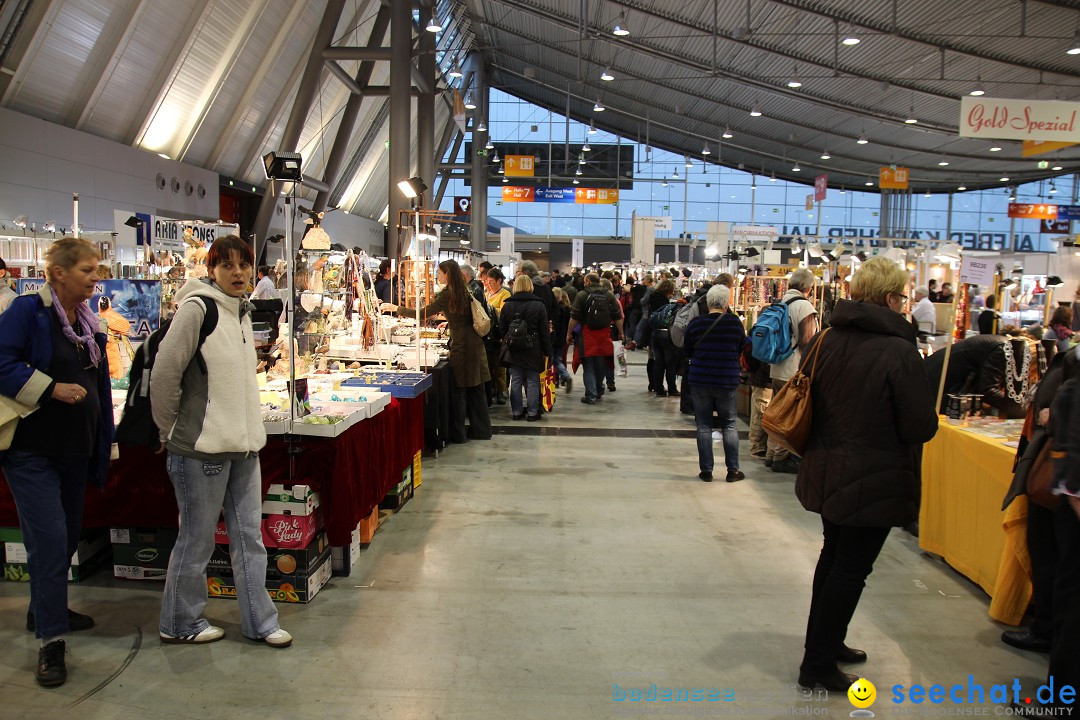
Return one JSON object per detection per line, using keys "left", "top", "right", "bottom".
{"left": 613, "top": 340, "right": 628, "bottom": 377}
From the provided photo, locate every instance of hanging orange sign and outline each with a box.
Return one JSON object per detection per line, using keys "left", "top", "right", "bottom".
{"left": 879, "top": 167, "right": 910, "bottom": 189}
{"left": 504, "top": 155, "right": 535, "bottom": 177}
{"left": 1022, "top": 140, "right": 1078, "bottom": 157}
{"left": 1007, "top": 202, "right": 1058, "bottom": 220}
{"left": 595, "top": 188, "right": 619, "bottom": 204}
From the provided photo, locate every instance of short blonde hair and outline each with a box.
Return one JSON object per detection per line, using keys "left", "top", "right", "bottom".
{"left": 45, "top": 237, "right": 100, "bottom": 282}
{"left": 553, "top": 286, "right": 571, "bottom": 308}
{"left": 512, "top": 274, "right": 533, "bottom": 293}
{"left": 850, "top": 257, "right": 908, "bottom": 306}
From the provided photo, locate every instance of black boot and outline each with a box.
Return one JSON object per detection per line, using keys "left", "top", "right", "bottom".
{"left": 36, "top": 639, "right": 67, "bottom": 687}
{"left": 27, "top": 609, "right": 95, "bottom": 633}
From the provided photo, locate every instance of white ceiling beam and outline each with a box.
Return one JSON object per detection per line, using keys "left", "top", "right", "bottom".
{"left": 68, "top": 0, "right": 148, "bottom": 130}
{"left": 0, "top": 0, "right": 66, "bottom": 107}
{"left": 173, "top": 0, "right": 270, "bottom": 163}
{"left": 205, "top": 0, "right": 309, "bottom": 170}
{"left": 234, "top": 54, "right": 306, "bottom": 181}
{"left": 123, "top": 0, "right": 213, "bottom": 147}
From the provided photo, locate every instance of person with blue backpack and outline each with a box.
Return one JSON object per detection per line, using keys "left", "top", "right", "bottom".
{"left": 751, "top": 268, "right": 819, "bottom": 474}
{"left": 646, "top": 279, "right": 679, "bottom": 396}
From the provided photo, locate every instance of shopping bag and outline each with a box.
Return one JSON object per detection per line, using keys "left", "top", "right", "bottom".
{"left": 613, "top": 339, "right": 628, "bottom": 377}
{"left": 541, "top": 361, "right": 557, "bottom": 412}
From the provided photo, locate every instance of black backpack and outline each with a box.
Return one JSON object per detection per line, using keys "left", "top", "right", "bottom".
{"left": 115, "top": 298, "right": 219, "bottom": 447}
{"left": 584, "top": 289, "right": 612, "bottom": 330}
{"left": 506, "top": 313, "right": 534, "bottom": 350}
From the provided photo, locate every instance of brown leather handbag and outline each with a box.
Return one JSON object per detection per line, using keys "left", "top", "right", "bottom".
{"left": 762, "top": 329, "right": 831, "bottom": 457}
{"left": 1026, "top": 440, "right": 1061, "bottom": 510}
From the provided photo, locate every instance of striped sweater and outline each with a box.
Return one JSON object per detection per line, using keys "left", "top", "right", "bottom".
{"left": 685, "top": 311, "right": 746, "bottom": 389}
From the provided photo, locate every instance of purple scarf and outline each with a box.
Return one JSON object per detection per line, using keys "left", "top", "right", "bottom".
{"left": 50, "top": 285, "right": 102, "bottom": 367}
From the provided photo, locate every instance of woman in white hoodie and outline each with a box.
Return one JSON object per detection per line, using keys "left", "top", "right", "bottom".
{"left": 150, "top": 235, "right": 290, "bottom": 648}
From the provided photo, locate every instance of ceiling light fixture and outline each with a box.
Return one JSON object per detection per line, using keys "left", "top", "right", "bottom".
{"left": 842, "top": 34, "right": 860, "bottom": 46}
{"left": 158, "top": 153, "right": 170, "bottom": 160}
{"left": 448, "top": 63, "right": 463, "bottom": 79}
{"left": 787, "top": 69, "right": 802, "bottom": 89}
{"left": 593, "top": 99, "right": 605, "bottom": 112}
{"left": 575, "top": 167, "right": 582, "bottom": 176}
{"left": 685, "top": 156, "right": 693, "bottom": 168}
{"left": 938, "top": 159, "right": 949, "bottom": 166}
{"left": 701, "top": 145, "right": 711, "bottom": 155}
{"left": 969, "top": 77, "right": 986, "bottom": 96}
{"left": 672, "top": 168, "right": 680, "bottom": 179}
{"left": 792, "top": 161, "right": 801, "bottom": 172}
{"left": 1053, "top": 165, "right": 1063, "bottom": 170}
{"left": 464, "top": 94, "right": 476, "bottom": 110}
{"left": 491, "top": 152, "right": 500, "bottom": 163}
{"left": 1050, "top": 181, "right": 1059, "bottom": 195}
{"left": 485, "top": 139, "right": 494, "bottom": 150}
{"left": 573, "top": 178, "right": 580, "bottom": 185}
{"left": 722, "top": 126, "right": 733, "bottom": 139}
{"left": 904, "top": 107, "right": 918, "bottom": 124}
{"left": 1068, "top": 31, "right": 1080, "bottom": 55}
{"left": 1000, "top": 176, "right": 1010, "bottom": 182}
{"left": 579, "top": 153, "right": 586, "bottom": 165}
{"left": 989, "top": 146, "right": 1002, "bottom": 152}
{"left": 613, "top": 11, "right": 630, "bottom": 36}
{"left": 582, "top": 141, "right": 591, "bottom": 152}
{"left": 588, "top": 122, "right": 598, "bottom": 134}
{"left": 820, "top": 149, "right": 831, "bottom": 160}
{"left": 958, "top": 185, "right": 967, "bottom": 191}
{"left": 839, "top": 186, "right": 846, "bottom": 194}
{"left": 502, "top": 176, "right": 508, "bottom": 183}
{"left": 750, "top": 103, "right": 762, "bottom": 117}
{"left": 750, "top": 175, "right": 757, "bottom": 189}
{"left": 857, "top": 133, "right": 868, "bottom": 145}
{"left": 865, "top": 180, "right": 874, "bottom": 186}
{"left": 600, "top": 67, "right": 614, "bottom": 81}
{"left": 425, "top": 13, "right": 442, "bottom": 32}
{"left": 924, "top": 190, "right": 932, "bottom": 198}
{"left": 661, "top": 179, "right": 669, "bottom": 187}
{"left": 475, "top": 120, "right": 486, "bottom": 133}
{"left": 769, "top": 172, "right": 777, "bottom": 182}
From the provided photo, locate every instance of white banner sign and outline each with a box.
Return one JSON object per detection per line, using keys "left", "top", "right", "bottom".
{"left": 499, "top": 226, "right": 514, "bottom": 254}
{"left": 571, "top": 238, "right": 584, "bottom": 268}
{"left": 960, "top": 97, "right": 1080, "bottom": 142}
{"left": 959, "top": 256, "right": 996, "bottom": 286}
{"left": 731, "top": 225, "right": 779, "bottom": 244}
{"left": 153, "top": 220, "right": 236, "bottom": 248}
{"left": 636, "top": 216, "right": 672, "bottom": 231}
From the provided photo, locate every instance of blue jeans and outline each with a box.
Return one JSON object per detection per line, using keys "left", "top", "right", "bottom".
{"left": 508, "top": 365, "right": 540, "bottom": 417}
{"left": 692, "top": 385, "right": 740, "bottom": 473}
{"left": 552, "top": 347, "right": 570, "bottom": 383}
{"left": 582, "top": 355, "right": 606, "bottom": 400}
{"left": 160, "top": 453, "right": 279, "bottom": 639}
{"left": 0, "top": 450, "right": 88, "bottom": 639}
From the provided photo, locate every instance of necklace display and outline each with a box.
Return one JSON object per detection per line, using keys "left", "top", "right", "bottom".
{"left": 1001, "top": 340, "right": 1041, "bottom": 406}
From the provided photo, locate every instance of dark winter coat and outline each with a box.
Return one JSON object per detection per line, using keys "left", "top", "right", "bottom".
{"left": 529, "top": 275, "right": 555, "bottom": 321}
{"left": 795, "top": 299, "right": 939, "bottom": 527}
{"left": 924, "top": 334, "right": 1005, "bottom": 412}
{"left": 551, "top": 303, "right": 571, "bottom": 350}
{"left": 979, "top": 338, "right": 1043, "bottom": 419}
{"left": 499, "top": 291, "right": 552, "bottom": 372}
{"left": 397, "top": 287, "right": 490, "bottom": 387}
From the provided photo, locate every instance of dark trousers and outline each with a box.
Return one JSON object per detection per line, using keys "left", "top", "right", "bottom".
{"left": 1048, "top": 503, "right": 1080, "bottom": 706}
{"left": 650, "top": 333, "right": 678, "bottom": 394}
{"left": 1, "top": 450, "right": 88, "bottom": 639}
{"left": 1028, "top": 502, "right": 1059, "bottom": 640}
{"left": 450, "top": 375, "right": 491, "bottom": 441}
{"left": 801, "top": 518, "right": 891, "bottom": 675}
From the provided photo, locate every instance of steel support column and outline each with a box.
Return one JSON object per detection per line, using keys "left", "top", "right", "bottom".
{"left": 314, "top": 3, "right": 391, "bottom": 212}
{"left": 435, "top": 121, "right": 464, "bottom": 209}
{"left": 470, "top": 56, "right": 488, "bottom": 252}
{"left": 417, "top": 2, "right": 436, "bottom": 209}
{"left": 387, "top": 0, "right": 412, "bottom": 257}
{"left": 253, "top": 0, "right": 346, "bottom": 245}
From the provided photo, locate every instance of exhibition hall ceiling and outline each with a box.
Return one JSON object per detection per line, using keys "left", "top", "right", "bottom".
{"left": 0, "top": 0, "right": 1078, "bottom": 219}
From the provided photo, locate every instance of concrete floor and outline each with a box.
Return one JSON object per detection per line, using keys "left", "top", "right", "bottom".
{"left": 0, "top": 351, "right": 1052, "bottom": 719}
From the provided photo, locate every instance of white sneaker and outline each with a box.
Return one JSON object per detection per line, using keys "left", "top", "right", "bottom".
{"left": 160, "top": 625, "right": 225, "bottom": 644}
{"left": 262, "top": 629, "right": 292, "bottom": 648}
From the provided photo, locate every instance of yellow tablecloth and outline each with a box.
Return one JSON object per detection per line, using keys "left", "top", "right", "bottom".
{"left": 919, "top": 420, "right": 1031, "bottom": 625}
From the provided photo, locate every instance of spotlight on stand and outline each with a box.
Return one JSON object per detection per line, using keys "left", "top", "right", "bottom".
{"left": 743, "top": 247, "right": 760, "bottom": 258}
{"left": 1046, "top": 275, "right": 1065, "bottom": 288}
{"left": 397, "top": 176, "right": 428, "bottom": 199}
{"left": 124, "top": 215, "right": 141, "bottom": 228}
{"left": 935, "top": 242, "right": 962, "bottom": 262}
{"left": 262, "top": 151, "right": 303, "bottom": 181}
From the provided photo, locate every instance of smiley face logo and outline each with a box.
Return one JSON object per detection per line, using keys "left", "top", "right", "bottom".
{"left": 848, "top": 678, "right": 877, "bottom": 709}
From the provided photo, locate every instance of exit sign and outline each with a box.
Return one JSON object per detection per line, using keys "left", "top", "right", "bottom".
{"left": 1038, "top": 160, "right": 1050, "bottom": 169}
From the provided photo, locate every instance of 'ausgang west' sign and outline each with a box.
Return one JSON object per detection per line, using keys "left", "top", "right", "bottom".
{"left": 960, "top": 97, "right": 1080, "bottom": 142}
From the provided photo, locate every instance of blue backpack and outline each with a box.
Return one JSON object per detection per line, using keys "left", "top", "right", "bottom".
{"left": 749, "top": 298, "right": 801, "bottom": 365}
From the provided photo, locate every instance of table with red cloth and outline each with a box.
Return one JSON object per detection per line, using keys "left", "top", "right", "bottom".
{"left": 0, "top": 397, "right": 425, "bottom": 547}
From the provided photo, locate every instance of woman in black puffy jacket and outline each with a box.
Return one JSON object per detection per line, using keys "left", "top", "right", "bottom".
{"left": 499, "top": 275, "right": 551, "bottom": 420}
{"left": 794, "top": 258, "right": 938, "bottom": 693}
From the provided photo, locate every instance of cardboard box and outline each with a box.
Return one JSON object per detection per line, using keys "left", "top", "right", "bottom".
{"left": 207, "top": 543, "right": 332, "bottom": 604}
{"left": 215, "top": 508, "right": 323, "bottom": 549}
{"left": 3, "top": 529, "right": 109, "bottom": 583}
{"left": 110, "top": 527, "right": 179, "bottom": 546}
{"left": 359, "top": 505, "right": 379, "bottom": 543}
{"left": 380, "top": 475, "right": 414, "bottom": 511}
{"left": 208, "top": 531, "right": 329, "bottom": 579}
{"left": 331, "top": 523, "right": 363, "bottom": 576}
{"left": 412, "top": 450, "right": 422, "bottom": 488}
{"left": 262, "top": 484, "right": 319, "bottom": 516}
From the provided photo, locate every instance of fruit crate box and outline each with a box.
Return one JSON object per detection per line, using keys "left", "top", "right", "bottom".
{"left": 3, "top": 528, "right": 109, "bottom": 583}
{"left": 208, "top": 531, "right": 329, "bottom": 581}
{"left": 379, "top": 471, "right": 414, "bottom": 512}
{"left": 207, "top": 543, "right": 332, "bottom": 604}
{"left": 216, "top": 508, "right": 323, "bottom": 549}
{"left": 262, "top": 484, "right": 319, "bottom": 516}
{"left": 331, "top": 521, "right": 364, "bottom": 577}
{"left": 111, "top": 528, "right": 179, "bottom": 580}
